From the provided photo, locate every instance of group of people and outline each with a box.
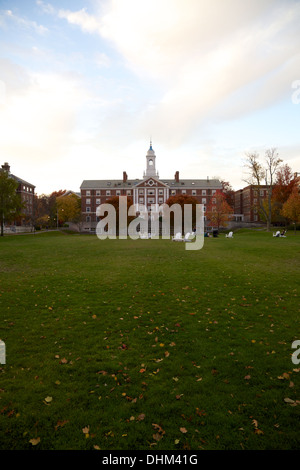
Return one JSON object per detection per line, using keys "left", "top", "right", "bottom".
{"left": 274, "top": 229, "right": 287, "bottom": 237}
{"left": 204, "top": 230, "right": 219, "bottom": 238}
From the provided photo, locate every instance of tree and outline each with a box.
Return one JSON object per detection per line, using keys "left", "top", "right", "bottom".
{"left": 56, "top": 194, "right": 81, "bottom": 226}
{"left": 0, "top": 169, "right": 24, "bottom": 236}
{"left": 221, "top": 180, "right": 235, "bottom": 209}
{"left": 49, "top": 190, "right": 66, "bottom": 227}
{"left": 101, "top": 196, "right": 135, "bottom": 235}
{"left": 244, "top": 148, "right": 282, "bottom": 231}
{"left": 281, "top": 187, "right": 300, "bottom": 234}
{"left": 206, "top": 190, "right": 234, "bottom": 230}
{"left": 272, "top": 165, "right": 299, "bottom": 224}
{"left": 165, "top": 194, "right": 199, "bottom": 233}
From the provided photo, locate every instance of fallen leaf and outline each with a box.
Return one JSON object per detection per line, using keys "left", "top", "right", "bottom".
{"left": 44, "top": 396, "right": 53, "bottom": 404}
{"left": 252, "top": 419, "right": 259, "bottom": 428}
{"left": 55, "top": 420, "right": 69, "bottom": 431}
{"left": 180, "top": 427, "right": 188, "bottom": 433}
{"left": 284, "top": 397, "right": 295, "bottom": 404}
{"left": 254, "top": 429, "right": 264, "bottom": 435}
{"left": 29, "top": 437, "right": 40, "bottom": 446}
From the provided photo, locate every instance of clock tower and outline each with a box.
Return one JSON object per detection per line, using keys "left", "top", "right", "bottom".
{"left": 144, "top": 141, "right": 159, "bottom": 178}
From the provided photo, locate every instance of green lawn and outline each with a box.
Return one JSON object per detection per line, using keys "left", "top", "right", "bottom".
{"left": 0, "top": 230, "right": 299, "bottom": 450}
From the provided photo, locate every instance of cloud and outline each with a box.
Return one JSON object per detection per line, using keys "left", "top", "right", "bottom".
{"left": 36, "top": 0, "right": 55, "bottom": 15}
{"left": 94, "top": 52, "right": 111, "bottom": 68}
{"left": 0, "top": 8, "right": 48, "bottom": 34}
{"left": 58, "top": 7, "right": 101, "bottom": 34}
{"left": 0, "top": 60, "right": 90, "bottom": 164}
{"left": 54, "top": 0, "right": 300, "bottom": 145}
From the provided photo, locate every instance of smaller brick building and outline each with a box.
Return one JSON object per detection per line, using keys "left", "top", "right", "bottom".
{"left": 1, "top": 162, "right": 35, "bottom": 227}
{"left": 234, "top": 185, "right": 268, "bottom": 223}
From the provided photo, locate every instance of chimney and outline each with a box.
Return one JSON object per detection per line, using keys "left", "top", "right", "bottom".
{"left": 123, "top": 171, "right": 128, "bottom": 183}
{"left": 1, "top": 162, "right": 10, "bottom": 173}
{"left": 175, "top": 171, "right": 179, "bottom": 183}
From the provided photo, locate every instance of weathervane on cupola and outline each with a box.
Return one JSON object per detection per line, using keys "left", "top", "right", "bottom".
{"left": 144, "top": 138, "right": 159, "bottom": 178}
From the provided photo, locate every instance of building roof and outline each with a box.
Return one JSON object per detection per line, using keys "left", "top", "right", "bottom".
{"left": 80, "top": 179, "right": 139, "bottom": 189}
{"left": 10, "top": 174, "right": 35, "bottom": 189}
{"left": 80, "top": 178, "right": 222, "bottom": 190}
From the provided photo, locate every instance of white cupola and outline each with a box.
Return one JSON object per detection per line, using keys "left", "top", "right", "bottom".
{"left": 144, "top": 141, "right": 159, "bottom": 178}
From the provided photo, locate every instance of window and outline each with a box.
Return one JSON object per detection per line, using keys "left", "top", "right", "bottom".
{"left": 96, "top": 191, "right": 100, "bottom": 196}
{"left": 159, "top": 189, "right": 164, "bottom": 195}
{"left": 260, "top": 190, "right": 264, "bottom": 196}
{"left": 116, "top": 190, "right": 121, "bottom": 195}
{"left": 106, "top": 190, "right": 111, "bottom": 196}
{"left": 96, "top": 199, "right": 100, "bottom": 205}
{"left": 127, "top": 190, "right": 131, "bottom": 195}
{"left": 86, "top": 216, "right": 90, "bottom": 222}
{"left": 202, "top": 198, "right": 206, "bottom": 204}
{"left": 148, "top": 198, "right": 155, "bottom": 204}
{"left": 148, "top": 189, "right": 155, "bottom": 195}
{"left": 158, "top": 197, "right": 163, "bottom": 203}
{"left": 86, "top": 207, "right": 91, "bottom": 212}
{"left": 212, "top": 198, "right": 216, "bottom": 204}
{"left": 212, "top": 190, "right": 216, "bottom": 195}
{"left": 86, "top": 190, "right": 91, "bottom": 196}
{"left": 86, "top": 198, "right": 91, "bottom": 204}
{"left": 182, "top": 190, "right": 186, "bottom": 194}
{"left": 139, "top": 189, "right": 144, "bottom": 195}
{"left": 202, "top": 190, "right": 206, "bottom": 195}
{"left": 171, "top": 190, "right": 176, "bottom": 195}
{"left": 192, "top": 190, "right": 196, "bottom": 196}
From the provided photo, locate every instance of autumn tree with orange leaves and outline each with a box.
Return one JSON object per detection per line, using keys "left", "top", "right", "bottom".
{"left": 281, "top": 187, "right": 300, "bottom": 234}
{"left": 206, "top": 190, "right": 234, "bottom": 230}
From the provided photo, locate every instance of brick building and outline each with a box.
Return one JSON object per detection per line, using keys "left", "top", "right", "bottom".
{"left": 80, "top": 142, "right": 222, "bottom": 232}
{"left": 234, "top": 185, "right": 268, "bottom": 223}
{"left": 1, "top": 162, "right": 35, "bottom": 227}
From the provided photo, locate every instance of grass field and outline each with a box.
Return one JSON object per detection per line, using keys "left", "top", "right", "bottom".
{"left": 0, "top": 229, "right": 299, "bottom": 450}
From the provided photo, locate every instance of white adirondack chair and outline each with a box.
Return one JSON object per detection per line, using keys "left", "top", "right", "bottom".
{"left": 172, "top": 232, "right": 183, "bottom": 241}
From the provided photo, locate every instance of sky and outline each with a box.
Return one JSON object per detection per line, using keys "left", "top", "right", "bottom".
{"left": 0, "top": 0, "right": 300, "bottom": 195}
